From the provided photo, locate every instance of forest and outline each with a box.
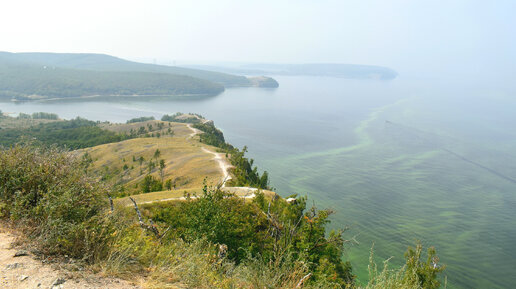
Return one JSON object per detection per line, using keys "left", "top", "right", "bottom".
{"left": 0, "top": 117, "right": 131, "bottom": 149}
{"left": 0, "top": 61, "right": 224, "bottom": 100}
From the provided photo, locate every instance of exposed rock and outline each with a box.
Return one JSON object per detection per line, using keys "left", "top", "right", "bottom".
{"left": 286, "top": 197, "right": 297, "bottom": 204}
{"left": 14, "top": 250, "right": 29, "bottom": 257}
{"left": 6, "top": 263, "right": 22, "bottom": 269}
{"left": 50, "top": 277, "right": 66, "bottom": 288}
{"left": 19, "top": 275, "right": 29, "bottom": 281}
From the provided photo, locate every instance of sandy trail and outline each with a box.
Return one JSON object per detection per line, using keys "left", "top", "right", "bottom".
{"left": 186, "top": 123, "right": 232, "bottom": 187}
{"left": 201, "top": 147, "right": 232, "bottom": 187}
{"left": 186, "top": 124, "right": 201, "bottom": 138}
{"left": 0, "top": 228, "right": 140, "bottom": 289}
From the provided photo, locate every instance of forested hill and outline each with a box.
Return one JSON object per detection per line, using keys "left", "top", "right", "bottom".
{"left": 0, "top": 58, "right": 224, "bottom": 100}
{"left": 0, "top": 52, "right": 252, "bottom": 87}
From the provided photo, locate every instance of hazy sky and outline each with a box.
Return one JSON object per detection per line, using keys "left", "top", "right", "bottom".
{"left": 1, "top": 0, "right": 515, "bottom": 78}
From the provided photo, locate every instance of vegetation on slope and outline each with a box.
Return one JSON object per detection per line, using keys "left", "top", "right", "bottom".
{"left": 0, "top": 51, "right": 252, "bottom": 88}
{"left": 0, "top": 59, "right": 224, "bottom": 100}
{"left": 193, "top": 121, "right": 270, "bottom": 189}
{"left": 161, "top": 112, "right": 204, "bottom": 123}
{"left": 0, "top": 144, "right": 445, "bottom": 288}
{"left": 0, "top": 116, "right": 131, "bottom": 149}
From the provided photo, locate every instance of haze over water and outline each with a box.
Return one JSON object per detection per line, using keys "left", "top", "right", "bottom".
{"left": 1, "top": 74, "right": 515, "bottom": 288}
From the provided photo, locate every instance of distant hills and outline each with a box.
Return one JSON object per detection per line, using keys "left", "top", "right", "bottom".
{"left": 185, "top": 63, "right": 398, "bottom": 80}
{"left": 0, "top": 52, "right": 277, "bottom": 101}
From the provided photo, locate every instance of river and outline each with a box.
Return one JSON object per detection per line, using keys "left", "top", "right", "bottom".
{"left": 1, "top": 75, "right": 515, "bottom": 288}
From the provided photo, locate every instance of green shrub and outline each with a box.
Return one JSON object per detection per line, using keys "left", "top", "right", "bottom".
{"left": 0, "top": 144, "right": 113, "bottom": 260}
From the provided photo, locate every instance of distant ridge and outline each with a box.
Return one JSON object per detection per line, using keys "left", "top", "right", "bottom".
{"left": 0, "top": 51, "right": 251, "bottom": 87}
{"left": 185, "top": 63, "right": 398, "bottom": 80}
{"left": 0, "top": 52, "right": 278, "bottom": 101}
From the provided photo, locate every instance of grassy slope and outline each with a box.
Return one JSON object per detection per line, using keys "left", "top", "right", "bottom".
{"left": 82, "top": 120, "right": 278, "bottom": 204}
{"left": 80, "top": 121, "right": 223, "bottom": 194}
{"left": 0, "top": 52, "right": 251, "bottom": 87}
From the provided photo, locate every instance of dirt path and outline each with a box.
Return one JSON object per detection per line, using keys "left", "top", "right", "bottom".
{"left": 186, "top": 123, "right": 201, "bottom": 139}
{"left": 0, "top": 227, "right": 141, "bottom": 289}
{"left": 186, "top": 123, "right": 233, "bottom": 187}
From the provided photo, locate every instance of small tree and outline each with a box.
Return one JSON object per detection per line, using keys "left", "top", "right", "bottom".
{"left": 138, "top": 156, "right": 144, "bottom": 175}
{"left": 159, "top": 159, "right": 166, "bottom": 183}
{"left": 165, "top": 179, "right": 172, "bottom": 190}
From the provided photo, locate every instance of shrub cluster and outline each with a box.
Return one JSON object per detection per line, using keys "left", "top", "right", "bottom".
{"left": 0, "top": 144, "right": 113, "bottom": 260}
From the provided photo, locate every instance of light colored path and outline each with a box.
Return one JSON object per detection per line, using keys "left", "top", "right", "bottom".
{"left": 186, "top": 123, "right": 201, "bottom": 138}
{"left": 201, "top": 147, "right": 232, "bottom": 187}
{"left": 0, "top": 227, "right": 141, "bottom": 289}
{"left": 135, "top": 190, "right": 257, "bottom": 205}
{"left": 186, "top": 123, "right": 232, "bottom": 187}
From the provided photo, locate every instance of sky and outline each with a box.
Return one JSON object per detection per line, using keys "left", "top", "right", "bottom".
{"left": 1, "top": 0, "right": 515, "bottom": 78}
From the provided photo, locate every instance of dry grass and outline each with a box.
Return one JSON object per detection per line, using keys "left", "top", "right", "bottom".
{"left": 100, "top": 120, "right": 191, "bottom": 137}
{"left": 0, "top": 117, "right": 57, "bottom": 129}
{"left": 78, "top": 122, "right": 223, "bottom": 194}
{"left": 116, "top": 187, "right": 277, "bottom": 206}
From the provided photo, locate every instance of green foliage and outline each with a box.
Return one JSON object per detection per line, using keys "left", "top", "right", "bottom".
{"left": 228, "top": 146, "right": 270, "bottom": 189}
{"left": 17, "top": 113, "right": 31, "bottom": 119}
{"left": 0, "top": 144, "right": 113, "bottom": 260}
{"left": 0, "top": 117, "right": 131, "bottom": 149}
{"left": 0, "top": 51, "right": 251, "bottom": 88}
{"left": 149, "top": 188, "right": 354, "bottom": 287}
{"left": 161, "top": 112, "right": 203, "bottom": 123}
{"left": 153, "top": 148, "right": 161, "bottom": 159}
{"left": 126, "top": 116, "right": 155, "bottom": 123}
{"left": 404, "top": 243, "right": 445, "bottom": 289}
{"left": 193, "top": 122, "right": 270, "bottom": 189}
{"left": 140, "top": 175, "right": 163, "bottom": 193}
{"left": 164, "top": 179, "right": 172, "bottom": 190}
{"left": 31, "top": 112, "right": 59, "bottom": 120}
{"left": 193, "top": 122, "right": 232, "bottom": 150}
{"left": 365, "top": 242, "right": 445, "bottom": 289}
{"left": 0, "top": 55, "right": 225, "bottom": 100}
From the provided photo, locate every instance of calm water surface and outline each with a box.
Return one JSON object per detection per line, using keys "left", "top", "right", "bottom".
{"left": 1, "top": 76, "right": 515, "bottom": 288}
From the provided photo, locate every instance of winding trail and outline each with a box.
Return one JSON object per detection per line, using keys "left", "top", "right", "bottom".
{"left": 187, "top": 123, "right": 232, "bottom": 187}
{"left": 124, "top": 122, "right": 273, "bottom": 207}
{"left": 186, "top": 123, "right": 201, "bottom": 139}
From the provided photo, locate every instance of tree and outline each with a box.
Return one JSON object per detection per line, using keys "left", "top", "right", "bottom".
{"left": 165, "top": 179, "right": 172, "bottom": 190}
{"left": 148, "top": 161, "right": 155, "bottom": 174}
{"left": 159, "top": 159, "right": 166, "bottom": 183}
{"left": 140, "top": 175, "right": 162, "bottom": 193}
{"left": 138, "top": 156, "right": 144, "bottom": 175}
{"left": 154, "top": 149, "right": 161, "bottom": 159}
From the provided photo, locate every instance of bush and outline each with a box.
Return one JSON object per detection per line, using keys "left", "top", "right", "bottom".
{"left": 0, "top": 144, "right": 113, "bottom": 260}
{"left": 365, "top": 242, "right": 445, "bottom": 289}
{"left": 126, "top": 116, "right": 155, "bottom": 124}
{"left": 140, "top": 175, "right": 163, "bottom": 193}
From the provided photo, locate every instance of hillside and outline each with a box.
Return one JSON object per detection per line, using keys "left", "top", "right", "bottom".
{"left": 0, "top": 51, "right": 262, "bottom": 88}
{"left": 0, "top": 56, "right": 224, "bottom": 100}
{"left": 0, "top": 113, "right": 444, "bottom": 288}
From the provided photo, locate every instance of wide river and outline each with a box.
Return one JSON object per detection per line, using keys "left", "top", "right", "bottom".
{"left": 1, "top": 76, "right": 515, "bottom": 288}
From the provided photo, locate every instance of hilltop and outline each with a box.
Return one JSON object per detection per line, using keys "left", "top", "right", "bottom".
{"left": 0, "top": 52, "right": 279, "bottom": 101}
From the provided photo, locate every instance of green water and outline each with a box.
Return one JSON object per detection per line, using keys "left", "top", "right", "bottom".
{"left": 2, "top": 76, "right": 515, "bottom": 288}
